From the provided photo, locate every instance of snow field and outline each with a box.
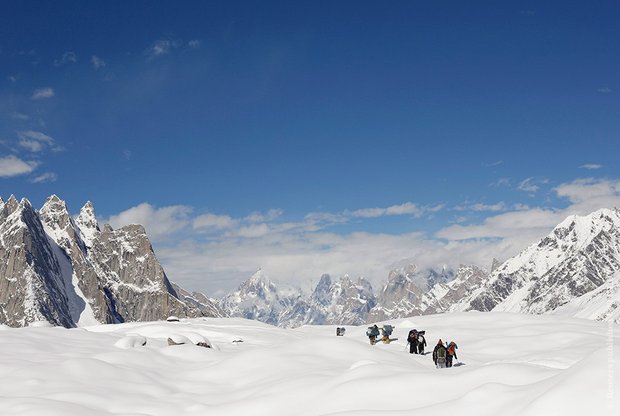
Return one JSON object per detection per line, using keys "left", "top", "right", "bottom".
{"left": 0, "top": 313, "right": 618, "bottom": 415}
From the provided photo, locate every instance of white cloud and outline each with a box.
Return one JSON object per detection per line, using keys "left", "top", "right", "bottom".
{"left": 483, "top": 160, "right": 503, "bottom": 167}
{"left": 436, "top": 177, "right": 620, "bottom": 253}
{"left": 461, "top": 202, "right": 507, "bottom": 212}
{"left": 350, "top": 202, "right": 426, "bottom": 218}
{"left": 31, "top": 87, "right": 55, "bottom": 100}
{"left": 53, "top": 51, "right": 77, "bottom": 67}
{"left": 245, "top": 209, "right": 283, "bottom": 223}
{"left": 30, "top": 172, "right": 58, "bottom": 183}
{"left": 105, "top": 203, "right": 192, "bottom": 241}
{"left": 554, "top": 178, "right": 620, "bottom": 213}
{"left": 193, "top": 213, "right": 238, "bottom": 230}
{"left": 8, "top": 75, "right": 17, "bottom": 83}
{"left": 188, "top": 39, "right": 201, "bottom": 48}
{"left": 597, "top": 87, "right": 612, "bottom": 93}
{"left": 0, "top": 155, "right": 39, "bottom": 177}
{"left": 490, "top": 177, "right": 511, "bottom": 187}
{"left": 147, "top": 39, "right": 179, "bottom": 58}
{"left": 17, "top": 130, "right": 56, "bottom": 152}
{"left": 517, "top": 177, "right": 549, "bottom": 193}
{"left": 580, "top": 163, "right": 603, "bottom": 170}
{"left": 91, "top": 55, "right": 106, "bottom": 70}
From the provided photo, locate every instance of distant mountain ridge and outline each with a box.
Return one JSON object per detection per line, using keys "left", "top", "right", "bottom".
{"left": 218, "top": 208, "right": 620, "bottom": 325}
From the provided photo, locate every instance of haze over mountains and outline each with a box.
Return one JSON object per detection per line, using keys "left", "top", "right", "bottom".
{"left": 1, "top": 195, "right": 619, "bottom": 328}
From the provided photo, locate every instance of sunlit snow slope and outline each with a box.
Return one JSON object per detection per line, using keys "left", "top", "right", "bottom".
{"left": 0, "top": 313, "right": 618, "bottom": 415}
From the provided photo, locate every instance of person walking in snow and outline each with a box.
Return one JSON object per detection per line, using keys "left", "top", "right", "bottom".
{"left": 433, "top": 339, "right": 448, "bottom": 368}
{"left": 417, "top": 332, "right": 427, "bottom": 355}
{"left": 407, "top": 329, "right": 419, "bottom": 354}
{"left": 446, "top": 341, "right": 458, "bottom": 367}
{"left": 366, "top": 324, "right": 380, "bottom": 345}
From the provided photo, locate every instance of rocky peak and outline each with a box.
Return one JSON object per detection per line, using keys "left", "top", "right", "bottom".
{"left": 232, "top": 269, "right": 281, "bottom": 306}
{"left": 3, "top": 195, "right": 20, "bottom": 216}
{"left": 75, "top": 201, "right": 100, "bottom": 248}
{"left": 311, "top": 274, "right": 333, "bottom": 306}
{"left": 40, "top": 195, "right": 71, "bottom": 227}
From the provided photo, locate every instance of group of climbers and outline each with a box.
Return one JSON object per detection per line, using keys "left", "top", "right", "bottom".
{"left": 364, "top": 324, "right": 458, "bottom": 369}
{"left": 406, "top": 329, "right": 427, "bottom": 354}
{"left": 365, "top": 324, "right": 395, "bottom": 345}
{"left": 432, "top": 340, "right": 458, "bottom": 368}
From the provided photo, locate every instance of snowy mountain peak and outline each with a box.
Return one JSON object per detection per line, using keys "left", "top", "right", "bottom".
{"left": 454, "top": 208, "right": 620, "bottom": 316}
{"left": 3, "top": 195, "right": 19, "bottom": 215}
{"left": 75, "top": 200, "right": 100, "bottom": 248}
{"left": 39, "top": 196, "right": 67, "bottom": 219}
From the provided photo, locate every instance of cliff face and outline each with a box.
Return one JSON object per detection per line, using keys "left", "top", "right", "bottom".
{"left": 0, "top": 195, "right": 219, "bottom": 328}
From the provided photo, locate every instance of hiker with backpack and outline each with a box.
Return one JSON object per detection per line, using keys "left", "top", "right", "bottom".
{"left": 433, "top": 339, "right": 448, "bottom": 368}
{"left": 417, "top": 331, "right": 427, "bottom": 355}
{"left": 446, "top": 341, "right": 458, "bottom": 367}
{"left": 380, "top": 324, "right": 394, "bottom": 344}
{"left": 407, "top": 329, "right": 419, "bottom": 354}
{"left": 366, "top": 324, "right": 380, "bottom": 345}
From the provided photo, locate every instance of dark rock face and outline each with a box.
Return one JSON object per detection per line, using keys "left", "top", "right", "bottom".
{"left": 0, "top": 195, "right": 222, "bottom": 328}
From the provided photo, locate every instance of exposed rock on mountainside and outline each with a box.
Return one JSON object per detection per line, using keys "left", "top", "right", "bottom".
{"left": 0, "top": 195, "right": 220, "bottom": 328}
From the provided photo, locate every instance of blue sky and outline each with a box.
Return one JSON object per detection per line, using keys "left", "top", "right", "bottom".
{"left": 1, "top": 1, "right": 619, "bottom": 294}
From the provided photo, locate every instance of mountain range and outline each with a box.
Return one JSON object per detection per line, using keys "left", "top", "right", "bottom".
{"left": 1, "top": 194, "right": 619, "bottom": 328}
{"left": 216, "top": 208, "right": 620, "bottom": 325}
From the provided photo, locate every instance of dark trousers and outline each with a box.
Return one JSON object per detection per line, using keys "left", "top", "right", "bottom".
{"left": 446, "top": 355, "right": 454, "bottom": 367}
{"left": 418, "top": 344, "right": 425, "bottom": 355}
{"left": 409, "top": 342, "right": 418, "bottom": 354}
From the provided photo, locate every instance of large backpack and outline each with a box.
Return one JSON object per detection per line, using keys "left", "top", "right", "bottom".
{"left": 436, "top": 346, "right": 447, "bottom": 360}
{"left": 408, "top": 329, "right": 418, "bottom": 342}
{"left": 366, "top": 326, "right": 380, "bottom": 337}
{"left": 447, "top": 342, "right": 457, "bottom": 355}
{"left": 382, "top": 325, "right": 393, "bottom": 337}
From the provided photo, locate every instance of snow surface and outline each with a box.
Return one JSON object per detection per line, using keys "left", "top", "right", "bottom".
{"left": 0, "top": 313, "right": 618, "bottom": 415}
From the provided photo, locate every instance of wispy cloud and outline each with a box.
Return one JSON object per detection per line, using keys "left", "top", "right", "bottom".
{"left": 349, "top": 202, "right": 435, "bottom": 218}
{"left": 456, "top": 202, "right": 507, "bottom": 212}
{"left": 188, "top": 39, "right": 201, "bottom": 48}
{"left": 490, "top": 177, "right": 511, "bottom": 187}
{"left": 7, "top": 75, "right": 17, "bottom": 83}
{"left": 10, "top": 112, "right": 29, "bottom": 121}
{"left": 31, "top": 87, "right": 54, "bottom": 100}
{"left": 30, "top": 172, "right": 58, "bottom": 183}
{"left": 597, "top": 87, "right": 612, "bottom": 94}
{"left": 193, "top": 213, "right": 238, "bottom": 230}
{"left": 483, "top": 160, "right": 503, "bottom": 167}
{"left": 517, "top": 177, "right": 549, "bottom": 193}
{"left": 580, "top": 163, "right": 603, "bottom": 170}
{"left": 17, "top": 130, "right": 58, "bottom": 152}
{"left": 147, "top": 39, "right": 179, "bottom": 58}
{"left": 91, "top": 55, "right": 106, "bottom": 70}
{"left": 53, "top": 51, "right": 77, "bottom": 67}
{"left": 0, "top": 155, "right": 39, "bottom": 177}
{"left": 245, "top": 209, "right": 283, "bottom": 223}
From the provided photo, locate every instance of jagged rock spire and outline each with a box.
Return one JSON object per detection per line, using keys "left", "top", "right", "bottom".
{"left": 75, "top": 200, "right": 100, "bottom": 248}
